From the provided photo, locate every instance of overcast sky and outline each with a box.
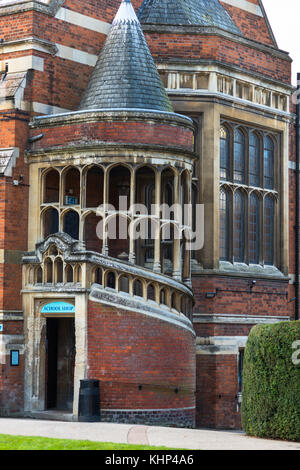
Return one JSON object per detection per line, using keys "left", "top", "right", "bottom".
{"left": 262, "top": 0, "right": 299, "bottom": 85}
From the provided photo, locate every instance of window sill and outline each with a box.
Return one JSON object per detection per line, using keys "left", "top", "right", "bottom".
{"left": 191, "top": 259, "right": 288, "bottom": 281}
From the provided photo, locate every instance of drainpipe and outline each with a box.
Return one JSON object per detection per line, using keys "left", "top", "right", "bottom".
{"left": 295, "top": 73, "right": 300, "bottom": 320}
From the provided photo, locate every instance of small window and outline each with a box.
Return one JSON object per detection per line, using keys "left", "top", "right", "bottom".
{"left": 264, "top": 136, "right": 274, "bottom": 189}
{"left": 249, "top": 133, "right": 260, "bottom": 187}
{"left": 233, "top": 191, "right": 245, "bottom": 262}
{"left": 249, "top": 193, "right": 260, "bottom": 264}
{"left": 220, "top": 126, "right": 230, "bottom": 181}
{"left": 220, "top": 188, "right": 229, "bottom": 261}
{"left": 264, "top": 196, "right": 274, "bottom": 265}
{"left": 234, "top": 129, "right": 245, "bottom": 184}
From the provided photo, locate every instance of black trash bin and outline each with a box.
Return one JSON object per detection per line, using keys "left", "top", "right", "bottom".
{"left": 78, "top": 379, "right": 101, "bottom": 422}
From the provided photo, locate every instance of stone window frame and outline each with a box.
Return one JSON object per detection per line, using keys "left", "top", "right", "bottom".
{"left": 219, "top": 120, "right": 279, "bottom": 267}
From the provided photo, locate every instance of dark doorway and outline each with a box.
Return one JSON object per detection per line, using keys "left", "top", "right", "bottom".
{"left": 46, "top": 318, "right": 75, "bottom": 411}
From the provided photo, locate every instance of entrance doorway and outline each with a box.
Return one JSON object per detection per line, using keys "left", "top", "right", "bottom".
{"left": 46, "top": 318, "right": 75, "bottom": 411}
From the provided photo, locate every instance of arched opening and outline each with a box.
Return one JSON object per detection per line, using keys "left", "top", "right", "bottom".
{"left": 48, "top": 245, "right": 59, "bottom": 257}
{"left": 64, "top": 167, "right": 80, "bottom": 205}
{"left": 85, "top": 166, "right": 104, "bottom": 208}
{"left": 135, "top": 166, "right": 156, "bottom": 268}
{"left": 27, "top": 267, "right": 34, "bottom": 285}
{"left": 54, "top": 258, "right": 63, "bottom": 283}
{"left": 161, "top": 168, "right": 174, "bottom": 210}
{"left": 171, "top": 292, "right": 177, "bottom": 310}
{"left": 108, "top": 165, "right": 131, "bottom": 211}
{"left": 119, "top": 275, "right": 130, "bottom": 293}
{"left": 36, "top": 266, "right": 43, "bottom": 284}
{"left": 106, "top": 271, "right": 116, "bottom": 289}
{"left": 65, "top": 264, "right": 73, "bottom": 283}
{"left": 107, "top": 214, "right": 129, "bottom": 260}
{"left": 147, "top": 283, "right": 155, "bottom": 302}
{"left": 74, "top": 265, "right": 82, "bottom": 284}
{"left": 181, "top": 296, "right": 187, "bottom": 315}
{"left": 44, "top": 258, "right": 53, "bottom": 284}
{"left": 133, "top": 279, "right": 143, "bottom": 297}
{"left": 44, "top": 169, "right": 60, "bottom": 203}
{"left": 43, "top": 207, "right": 59, "bottom": 238}
{"left": 134, "top": 217, "right": 157, "bottom": 269}
{"left": 160, "top": 288, "right": 167, "bottom": 306}
{"left": 93, "top": 267, "right": 102, "bottom": 285}
{"left": 160, "top": 223, "right": 175, "bottom": 275}
{"left": 84, "top": 212, "right": 103, "bottom": 254}
{"left": 63, "top": 210, "right": 79, "bottom": 240}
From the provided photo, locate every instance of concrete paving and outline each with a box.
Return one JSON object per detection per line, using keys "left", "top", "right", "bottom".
{"left": 0, "top": 418, "right": 300, "bottom": 450}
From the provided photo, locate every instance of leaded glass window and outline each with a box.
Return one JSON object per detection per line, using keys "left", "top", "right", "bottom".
{"left": 264, "top": 136, "right": 274, "bottom": 189}
{"left": 233, "top": 190, "right": 245, "bottom": 262}
{"left": 234, "top": 129, "right": 245, "bottom": 184}
{"left": 220, "top": 126, "right": 230, "bottom": 181}
{"left": 249, "top": 193, "right": 260, "bottom": 264}
{"left": 264, "top": 195, "right": 274, "bottom": 265}
{"left": 249, "top": 133, "right": 260, "bottom": 187}
{"left": 220, "top": 188, "right": 229, "bottom": 261}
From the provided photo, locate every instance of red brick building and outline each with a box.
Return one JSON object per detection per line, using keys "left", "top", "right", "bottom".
{"left": 0, "top": 0, "right": 295, "bottom": 429}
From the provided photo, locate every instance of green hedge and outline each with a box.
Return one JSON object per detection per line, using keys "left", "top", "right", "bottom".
{"left": 241, "top": 321, "right": 300, "bottom": 442}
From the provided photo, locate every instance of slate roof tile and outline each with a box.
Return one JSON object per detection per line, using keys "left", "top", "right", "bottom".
{"left": 79, "top": 0, "right": 173, "bottom": 113}
{"left": 138, "top": 0, "right": 241, "bottom": 34}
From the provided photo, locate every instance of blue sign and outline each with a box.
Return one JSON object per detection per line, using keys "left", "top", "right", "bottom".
{"left": 41, "top": 302, "right": 75, "bottom": 314}
{"left": 11, "top": 350, "right": 19, "bottom": 367}
{"left": 0, "top": 324, "right": 3, "bottom": 332}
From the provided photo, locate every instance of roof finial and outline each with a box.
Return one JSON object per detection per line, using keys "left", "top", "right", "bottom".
{"left": 113, "top": 0, "right": 138, "bottom": 25}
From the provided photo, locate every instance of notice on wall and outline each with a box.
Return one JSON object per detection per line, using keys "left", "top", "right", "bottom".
{"left": 41, "top": 302, "right": 75, "bottom": 314}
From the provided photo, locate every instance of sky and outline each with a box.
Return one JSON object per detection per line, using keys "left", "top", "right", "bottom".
{"left": 262, "top": 0, "right": 299, "bottom": 85}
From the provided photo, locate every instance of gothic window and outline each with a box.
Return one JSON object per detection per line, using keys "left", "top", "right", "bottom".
{"left": 234, "top": 128, "right": 245, "bottom": 184}
{"left": 264, "top": 136, "right": 274, "bottom": 189}
{"left": 219, "top": 188, "right": 229, "bottom": 261}
{"left": 43, "top": 207, "right": 59, "bottom": 238}
{"left": 233, "top": 190, "right": 245, "bottom": 262}
{"left": 220, "top": 126, "right": 230, "bottom": 181}
{"left": 249, "top": 193, "right": 260, "bottom": 264}
{"left": 249, "top": 133, "right": 260, "bottom": 187}
{"left": 264, "top": 195, "right": 275, "bottom": 265}
{"left": 219, "top": 122, "right": 278, "bottom": 267}
{"left": 63, "top": 210, "right": 79, "bottom": 240}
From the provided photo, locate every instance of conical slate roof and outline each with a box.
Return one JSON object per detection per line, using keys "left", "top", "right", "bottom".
{"left": 138, "top": 0, "right": 241, "bottom": 34}
{"left": 79, "top": 0, "right": 173, "bottom": 112}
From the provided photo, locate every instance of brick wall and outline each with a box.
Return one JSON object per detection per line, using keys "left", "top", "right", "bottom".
{"left": 196, "top": 354, "right": 241, "bottom": 429}
{"left": 29, "top": 118, "right": 194, "bottom": 152}
{"left": 0, "top": 320, "right": 24, "bottom": 416}
{"left": 87, "top": 300, "right": 196, "bottom": 427}
{"left": 192, "top": 276, "right": 290, "bottom": 318}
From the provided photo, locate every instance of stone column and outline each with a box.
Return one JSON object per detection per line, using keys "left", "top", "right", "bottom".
{"left": 172, "top": 172, "right": 181, "bottom": 280}
{"left": 102, "top": 168, "right": 109, "bottom": 256}
{"left": 153, "top": 170, "right": 161, "bottom": 273}
{"left": 129, "top": 169, "right": 136, "bottom": 264}
{"left": 183, "top": 171, "right": 192, "bottom": 287}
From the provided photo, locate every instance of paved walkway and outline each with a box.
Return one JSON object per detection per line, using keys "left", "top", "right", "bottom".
{"left": 0, "top": 418, "right": 300, "bottom": 450}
